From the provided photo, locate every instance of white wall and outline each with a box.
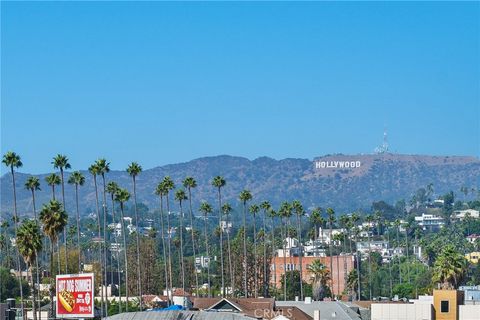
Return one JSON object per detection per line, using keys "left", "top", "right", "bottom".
{"left": 459, "top": 304, "right": 480, "bottom": 320}
{"left": 371, "top": 303, "right": 433, "bottom": 320}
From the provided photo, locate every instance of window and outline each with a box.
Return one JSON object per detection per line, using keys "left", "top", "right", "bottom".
{"left": 441, "top": 300, "right": 449, "bottom": 313}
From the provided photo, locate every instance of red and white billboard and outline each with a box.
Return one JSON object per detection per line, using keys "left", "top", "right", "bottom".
{"left": 56, "top": 273, "right": 95, "bottom": 318}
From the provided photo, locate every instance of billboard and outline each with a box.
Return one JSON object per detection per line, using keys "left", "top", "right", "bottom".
{"left": 56, "top": 273, "right": 95, "bottom": 318}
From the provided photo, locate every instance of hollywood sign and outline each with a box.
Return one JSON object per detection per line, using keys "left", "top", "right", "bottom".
{"left": 315, "top": 160, "right": 361, "bottom": 169}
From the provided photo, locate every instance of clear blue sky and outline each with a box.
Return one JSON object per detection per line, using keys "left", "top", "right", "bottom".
{"left": 1, "top": 1, "right": 479, "bottom": 174}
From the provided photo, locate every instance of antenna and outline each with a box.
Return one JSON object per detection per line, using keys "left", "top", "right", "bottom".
{"left": 374, "top": 127, "right": 389, "bottom": 154}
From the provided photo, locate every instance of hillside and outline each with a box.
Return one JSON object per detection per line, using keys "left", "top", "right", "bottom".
{"left": 1, "top": 153, "right": 479, "bottom": 217}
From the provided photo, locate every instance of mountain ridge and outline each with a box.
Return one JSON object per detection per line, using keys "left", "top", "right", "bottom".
{"left": 1, "top": 153, "right": 479, "bottom": 217}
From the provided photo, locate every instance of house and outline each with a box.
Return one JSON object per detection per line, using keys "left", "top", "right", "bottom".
{"left": 453, "top": 209, "right": 480, "bottom": 220}
{"left": 465, "top": 252, "right": 480, "bottom": 264}
{"left": 277, "top": 237, "right": 302, "bottom": 258}
{"left": 466, "top": 234, "right": 480, "bottom": 244}
{"left": 415, "top": 213, "right": 445, "bottom": 231}
{"left": 193, "top": 297, "right": 312, "bottom": 320}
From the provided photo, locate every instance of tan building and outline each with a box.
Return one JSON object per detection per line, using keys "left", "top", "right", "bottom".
{"left": 270, "top": 255, "right": 355, "bottom": 297}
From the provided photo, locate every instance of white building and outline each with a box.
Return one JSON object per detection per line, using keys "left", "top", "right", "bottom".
{"left": 415, "top": 213, "right": 445, "bottom": 230}
{"left": 454, "top": 209, "right": 480, "bottom": 220}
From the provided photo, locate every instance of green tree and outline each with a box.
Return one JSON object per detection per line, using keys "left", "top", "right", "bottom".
{"left": 45, "top": 173, "right": 61, "bottom": 201}
{"left": 174, "top": 189, "right": 187, "bottom": 301}
{"left": 433, "top": 244, "right": 467, "bottom": 289}
{"left": 292, "top": 200, "right": 305, "bottom": 300}
{"left": 307, "top": 259, "right": 331, "bottom": 301}
{"left": 249, "top": 203, "right": 260, "bottom": 297}
{"left": 222, "top": 202, "right": 234, "bottom": 296}
{"left": 24, "top": 176, "right": 42, "bottom": 315}
{"left": 278, "top": 201, "right": 292, "bottom": 301}
{"left": 39, "top": 200, "right": 68, "bottom": 318}
{"left": 115, "top": 188, "right": 131, "bottom": 311}
{"left": 182, "top": 177, "right": 199, "bottom": 297}
{"left": 239, "top": 189, "right": 252, "bottom": 297}
{"left": 260, "top": 200, "right": 271, "bottom": 297}
{"left": 67, "top": 171, "right": 85, "bottom": 272}
{"left": 212, "top": 176, "right": 226, "bottom": 297}
{"left": 106, "top": 181, "right": 121, "bottom": 314}
{"left": 154, "top": 182, "right": 170, "bottom": 302}
{"left": 126, "top": 161, "right": 142, "bottom": 310}
{"left": 161, "top": 176, "right": 175, "bottom": 294}
{"left": 2, "top": 151, "right": 25, "bottom": 315}
{"left": 199, "top": 202, "right": 213, "bottom": 297}
{"left": 17, "top": 219, "right": 43, "bottom": 320}
{"left": 326, "top": 208, "right": 336, "bottom": 296}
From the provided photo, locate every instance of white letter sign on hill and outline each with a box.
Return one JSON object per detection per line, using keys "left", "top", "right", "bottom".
{"left": 56, "top": 273, "right": 95, "bottom": 318}
{"left": 315, "top": 160, "right": 361, "bottom": 169}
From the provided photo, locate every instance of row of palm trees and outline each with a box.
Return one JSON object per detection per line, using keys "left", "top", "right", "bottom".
{"left": 6, "top": 150, "right": 460, "bottom": 312}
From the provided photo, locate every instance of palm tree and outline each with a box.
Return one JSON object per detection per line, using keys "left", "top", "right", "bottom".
{"left": 260, "top": 201, "right": 271, "bottom": 297}
{"left": 2, "top": 151, "right": 25, "bottom": 316}
{"left": 307, "top": 259, "right": 331, "bottom": 301}
{"left": 199, "top": 202, "right": 213, "bottom": 297}
{"left": 115, "top": 188, "right": 131, "bottom": 312}
{"left": 67, "top": 171, "right": 85, "bottom": 272}
{"left": 365, "top": 214, "right": 374, "bottom": 300}
{"left": 17, "top": 219, "right": 43, "bottom": 320}
{"left": 326, "top": 208, "right": 336, "bottom": 297}
{"left": 433, "top": 244, "right": 467, "bottom": 289}
{"left": 211, "top": 176, "right": 226, "bottom": 297}
{"left": 182, "top": 177, "right": 199, "bottom": 297}
{"left": 39, "top": 199, "right": 68, "bottom": 318}
{"left": 95, "top": 158, "right": 111, "bottom": 314}
{"left": 88, "top": 163, "right": 104, "bottom": 314}
{"left": 154, "top": 183, "right": 170, "bottom": 302}
{"left": 106, "top": 181, "right": 121, "bottom": 314}
{"left": 278, "top": 201, "right": 292, "bottom": 301}
{"left": 267, "top": 209, "right": 277, "bottom": 298}
{"left": 339, "top": 214, "right": 350, "bottom": 298}
{"left": 52, "top": 154, "right": 71, "bottom": 273}
{"left": 45, "top": 173, "right": 61, "bottom": 200}
{"left": 24, "top": 176, "right": 42, "bottom": 317}
{"left": 351, "top": 212, "right": 361, "bottom": 300}
{"left": 238, "top": 189, "right": 252, "bottom": 297}
{"left": 309, "top": 208, "right": 322, "bottom": 241}
{"left": 249, "top": 204, "right": 260, "bottom": 297}
{"left": 221, "top": 202, "right": 234, "bottom": 296}
{"left": 393, "top": 218, "right": 402, "bottom": 284}
{"left": 292, "top": 200, "right": 305, "bottom": 300}
{"left": 161, "top": 177, "right": 175, "bottom": 295}
{"left": 174, "top": 189, "right": 187, "bottom": 302}
{"left": 126, "top": 161, "right": 142, "bottom": 310}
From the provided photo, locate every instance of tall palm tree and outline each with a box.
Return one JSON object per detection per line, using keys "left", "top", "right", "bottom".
{"left": 292, "top": 200, "right": 305, "bottom": 300}
{"left": 267, "top": 209, "right": 277, "bottom": 298}
{"left": 174, "top": 189, "right": 187, "bottom": 302}
{"left": 126, "top": 162, "right": 142, "bottom": 310}
{"left": 17, "top": 220, "right": 43, "bottom": 320}
{"left": 39, "top": 199, "right": 68, "bottom": 318}
{"left": 249, "top": 204, "right": 260, "bottom": 297}
{"left": 260, "top": 201, "right": 271, "bottom": 297}
{"left": 2, "top": 151, "right": 25, "bottom": 316}
{"left": 106, "top": 181, "right": 121, "bottom": 313}
{"left": 88, "top": 163, "right": 104, "bottom": 315}
{"left": 221, "top": 202, "right": 234, "bottom": 296}
{"left": 211, "top": 176, "right": 226, "bottom": 297}
{"left": 67, "top": 171, "right": 85, "bottom": 272}
{"left": 95, "top": 159, "right": 111, "bottom": 314}
{"left": 238, "top": 189, "right": 252, "bottom": 297}
{"left": 339, "top": 214, "right": 350, "bottom": 298}
{"left": 161, "top": 177, "right": 175, "bottom": 295}
{"left": 393, "top": 218, "right": 402, "bottom": 284}
{"left": 52, "top": 154, "right": 71, "bottom": 273}
{"left": 350, "top": 212, "right": 361, "bottom": 300}
{"left": 307, "top": 259, "right": 331, "bottom": 301}
{"left": 24, "top": 176, "right": 42, "bottom": 318}
{"left": 278, "top": 201, "right": 292, "bottom": 301}
{"left": 309, "top": 208, "right": 322, "bottom": 241}
{"left": 154, "top": 183, "right": 170, "bottom": 302}
{"left": 199, "top": 202, "right": 213, "bottom": 297}
{"left": 402, "top": 221, "right": 411, "bottom": 283}
{"left": 326, "top": 208, "right": 336, "bottom": 297}
{"left": 182, "top": 177, "right": 199, "bottom": 297}
{"left": 365, "top": 214, "right": 374, "bottom": 300}
{"left": 115, "top": 188, "right": 131, "bottom": 312}
{"left": 433, "top": 244, "right": 467, "bottom": 289}
{"left": 45, "top": 173, "right": 61, "bottom": 200}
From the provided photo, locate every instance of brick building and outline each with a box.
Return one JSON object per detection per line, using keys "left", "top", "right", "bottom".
{"left": 271, "top": 255, "right": 355, "bottom": 297}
